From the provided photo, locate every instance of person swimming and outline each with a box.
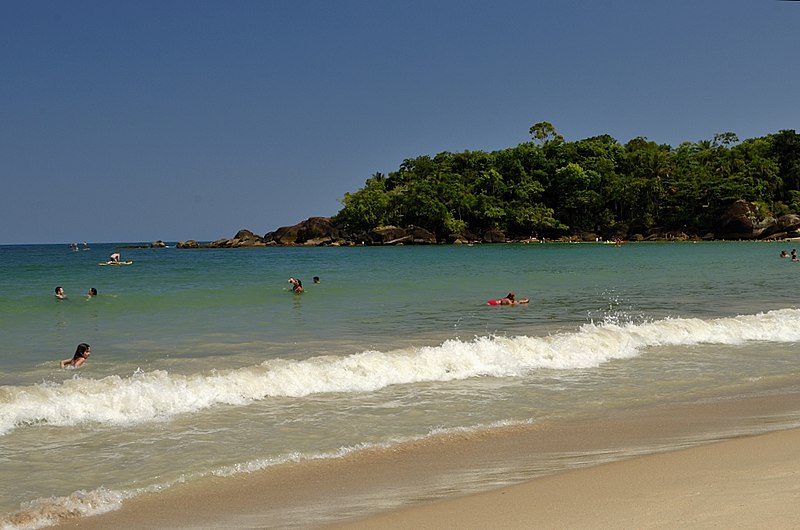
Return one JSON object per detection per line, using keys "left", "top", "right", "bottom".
{"left": 60, "top": 343, "right": 91, "bottom": 368}
{"left": 487, "top": 292, "right": 529, "bottom": 305}
{"left": 55, "top": 286, "right": 66, "bottom": 300}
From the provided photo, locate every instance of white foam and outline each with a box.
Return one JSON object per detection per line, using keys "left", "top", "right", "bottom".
{"left": 0, "top": 488, "right": 127, "bottom": 530}
{"left": 2, "top": 308, "right": 799, "bottom": 436}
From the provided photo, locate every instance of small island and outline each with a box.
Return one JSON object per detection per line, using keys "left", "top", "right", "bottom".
{"left": 176, "top": 124, "right": 800, "bottom": 248}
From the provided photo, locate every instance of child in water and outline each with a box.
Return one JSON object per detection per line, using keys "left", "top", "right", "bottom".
{"left": 60, "top": 343, "right": 91, "bottom": 368}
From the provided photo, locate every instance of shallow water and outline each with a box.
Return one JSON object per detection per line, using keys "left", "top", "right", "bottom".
{"left": 1, "top": 241, "right": 799, "bottom": 528}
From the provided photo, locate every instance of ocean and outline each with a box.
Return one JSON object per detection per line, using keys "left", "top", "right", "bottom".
{"left": 1, "top": 241, "right": 800, "bottom": 528}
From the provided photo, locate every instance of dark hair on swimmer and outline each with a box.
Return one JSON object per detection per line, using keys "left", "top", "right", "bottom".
{"left": 89, "top": 288, "right": 97, "bottom": 296}
{"left": 73, "top": 343, "right": 91, "bottom": 360}
{"left": 55, "top": 286, "right": 62, "bottom": 293}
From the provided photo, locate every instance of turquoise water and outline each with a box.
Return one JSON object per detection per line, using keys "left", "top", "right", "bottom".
{"left": 1, "top": 241, "right": 800, "bottom": 528}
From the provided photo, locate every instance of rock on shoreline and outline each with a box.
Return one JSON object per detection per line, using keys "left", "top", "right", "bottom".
{"left": 174, "top": 201, "right": 800, "bottom": 248}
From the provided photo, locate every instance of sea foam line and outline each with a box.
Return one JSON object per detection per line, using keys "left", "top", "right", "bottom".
{"left": 0, "top": 419, "right": 530, "bottom": 530}
{"left": 1, "top": 308, "right": 799, "bottom": 435}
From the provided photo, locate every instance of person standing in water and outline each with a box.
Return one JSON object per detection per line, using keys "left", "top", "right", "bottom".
{"left": 60, "top": 343, "right": 91, "bottom": 368}
{"left": 288, "top": 277, "right": 304, "bottom": 293}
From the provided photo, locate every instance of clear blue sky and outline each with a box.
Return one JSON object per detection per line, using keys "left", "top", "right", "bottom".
{"left": 2, "top": 1, "right": 798, "bottom": 244}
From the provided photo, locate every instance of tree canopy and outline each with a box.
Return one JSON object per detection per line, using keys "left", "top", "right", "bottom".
{"left": 334, "top": 123, "right": 800, "bottom": 240}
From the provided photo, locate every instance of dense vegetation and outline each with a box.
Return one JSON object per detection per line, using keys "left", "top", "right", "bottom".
{"left": 334, "top": 123, "right": 800, "bottom": 240}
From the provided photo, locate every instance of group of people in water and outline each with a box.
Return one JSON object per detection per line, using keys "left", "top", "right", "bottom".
{"left": 54, "top": 252, "right": 116, "bottom": 367}
{"left": 290, "top": 274, "right": 530, "bottom": 306}
{"left": 56, "top": 267, "right": 527, "bottom": 368}
{"left": 55, "top": 288, "right": 97, "bottom": 368}
{"left": 287, "top": 276, "right": 320, "bottom": 293}
{"left": 779, "top": 249, "right": 798, "bottom": 261}
{"left": 54, "top": 286, "right": 98, "bottom": 300}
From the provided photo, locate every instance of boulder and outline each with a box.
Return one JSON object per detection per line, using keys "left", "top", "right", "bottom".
{"left": 482, "top": 229, "right": 506, "bottom": 243}
{"left": 229, "top": 229, "right": 266, "bottom": 247}
{"left": 267, "top": 224, "right": 301, "bottom": 245}
{"left": 408, "top": 225, "right": 437, "bottom": 244}
{"left": 176, "top": 240, "right": 200, "bottom": 249}
{"left": 370, "top": 226, "right": 408, "bottom": 244}
{"left": 265, "top": 217, "right": 339, "bottom": 245}
{"left": 760, "top": 214, "right": 800, "bottom": 239}
{"left": 716, "top": 200, "right": 776, "bottom": 239}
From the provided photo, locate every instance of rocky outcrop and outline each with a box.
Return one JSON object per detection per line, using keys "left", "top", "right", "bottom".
{"left": 264, "top": 217, "right": 342, "bottom": 246}
{"left": 482, "top": 229, "right": 506, "bottom": 243}
{"left": 760, "top": 214, "right": 800, "bottom": 239}
{"left": 177, "top": 230, "right": 268, "bottom": 248}
{"left": 228, "top": 229, "right": 267, "bottom": 247}
{"left": 369, "top": 226, "right": 409, "bottom": 244}
{"left": 174, "top": 200, "right": 800, "bottom": 249}
{"left": 715, "top": 200, "right": 776, "bottom": 239}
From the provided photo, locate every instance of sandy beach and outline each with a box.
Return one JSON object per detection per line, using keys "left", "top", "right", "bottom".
{"left": 333, "top": 428, "right": 800, "bottom": 530}
{"left": 47, "top": 389, "right": 800, "bottom": 530}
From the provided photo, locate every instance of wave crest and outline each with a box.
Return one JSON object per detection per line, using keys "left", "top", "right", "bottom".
{"left": 2, "top": 309, "right": 799, "bottom": 436}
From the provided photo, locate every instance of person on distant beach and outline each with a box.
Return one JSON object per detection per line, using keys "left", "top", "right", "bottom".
{"left": 107, "top": 252, "right": 121, "bottom": 264}
{"left": 487, "top": 292, "right": 529, "bottom": 305}
{"left": 60, "top": 343, "right": 91, "bottom": 368}
{"left": 55, "top": 286, "right": 66, "bottom": 300}
{"left": 288, "top": 277, "right": 304, "bottom": 293}
{"left": 87, "top": 287, "right": 98, "bottom": 297}
{"left": 313, "top": 276, "right": 320, "bottom": 284}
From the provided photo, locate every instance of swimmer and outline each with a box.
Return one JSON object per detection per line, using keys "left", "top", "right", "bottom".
{"left": 60, "top": 343, "right": 91, "bottom": 368}
{"left": 87, "top": 287, "right": 97, "bottom": 297}
{"left": 288, "top": 277, "right": 304, "bottom": 293}
{"left": 313, "top": 276, "right": 320, "bottom": 284}
{"left": 55, "top": 286, "right": 66, "bottom": 300}
{"left": 487, "top": 292, "right": 529, "bottom": 305}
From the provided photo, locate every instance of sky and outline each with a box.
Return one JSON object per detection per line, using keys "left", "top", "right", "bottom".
{"left": 1, "top": 1, "right": 799, "bottom": 244}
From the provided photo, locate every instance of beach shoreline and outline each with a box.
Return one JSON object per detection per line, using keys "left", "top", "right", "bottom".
{"left": 48, "top": 387, "right": 800, "bottom": 529}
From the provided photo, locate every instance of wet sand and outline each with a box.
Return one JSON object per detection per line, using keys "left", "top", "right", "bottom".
{"left": 51, "top": 389, "right": 800, "bottom": 529}
{"left": 332, "top": 428, "right": 800, "bottom": 529}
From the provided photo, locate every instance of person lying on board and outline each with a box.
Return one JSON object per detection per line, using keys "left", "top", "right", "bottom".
{"left": 487, "top": 292, "right": 529, "bottom": 305}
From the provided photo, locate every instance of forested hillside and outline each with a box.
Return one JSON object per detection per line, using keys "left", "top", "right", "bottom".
{"left": 334, "top": 123, "right": 800, "bottom": 240}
